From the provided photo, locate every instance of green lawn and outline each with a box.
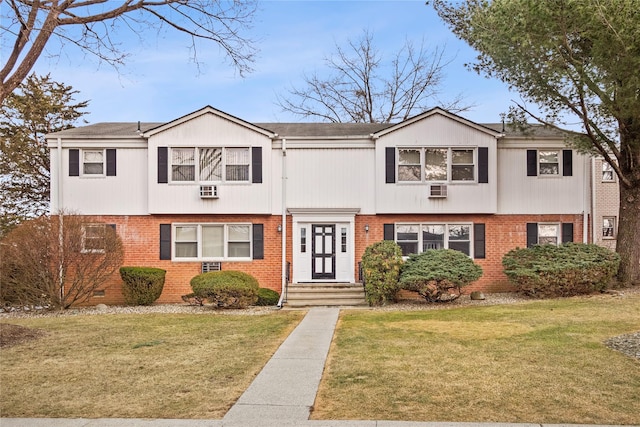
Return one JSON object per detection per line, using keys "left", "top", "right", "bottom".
{"left": 1, "top": 311, "right": 303, "bottom": 419}
{"left": 313, "top": 293, "right": 640, "bottom": 424}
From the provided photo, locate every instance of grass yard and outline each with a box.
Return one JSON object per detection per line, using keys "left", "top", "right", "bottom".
{"left": 313, "top": 293, "right": 640, "bottom": 424}
{"left": 0, "top": 311, "right": 302, "bottom": 419}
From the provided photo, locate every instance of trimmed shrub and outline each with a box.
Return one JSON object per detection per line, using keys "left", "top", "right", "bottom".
{"left": 119, "top": 267, "right": 166, "bottom": 306}
{"left": 361, "top": 241, "right": 403, "bottom": 306}
{"left": 502, "top": 243, "right": 620, "bottom": 298}
{"left": 400, "top": 249, "right": 482, "bottom": 302}
{"left": 190, "top": 271, "right": 259, "bottom": 309}
{"left": 255, "top": 288, "right": 280, "bottom": 306}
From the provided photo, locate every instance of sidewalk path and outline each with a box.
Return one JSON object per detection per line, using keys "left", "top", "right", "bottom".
{"left": 223, "top": 307, "right": 339, "bottom": 424}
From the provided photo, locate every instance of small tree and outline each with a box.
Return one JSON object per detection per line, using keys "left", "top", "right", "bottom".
{"left": 400, "top": 249, "right": 482, "bottom": 302}
{"left": 0, "top": 212, "right": 124, "bottom": 309}
{"left": 361, "top": 241, "right": 404, "bottom": 306}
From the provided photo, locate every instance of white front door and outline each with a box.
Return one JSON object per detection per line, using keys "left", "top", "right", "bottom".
{"left": 293, "top": 216, "right": 354, "bottom": 283}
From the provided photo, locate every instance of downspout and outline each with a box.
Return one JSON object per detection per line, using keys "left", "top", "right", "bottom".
{"left": 583, "top": 155, "right": 589, "bottom": 244}
{"left": 57, "top": 138, "right": 64, "bottom": 304}
{"left": 277, "top": 137, "right": 287, "bottom": 308}
{"left": 591, "top": 157, "right": 597, "bottom": 244}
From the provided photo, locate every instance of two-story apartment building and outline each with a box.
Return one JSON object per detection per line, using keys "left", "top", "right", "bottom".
{"left": 47, "top": 106, "right": 599, "bottom": 305}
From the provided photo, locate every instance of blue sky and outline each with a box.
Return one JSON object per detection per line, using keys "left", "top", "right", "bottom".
{"left": 32, "top": 1, "right": 520, "bottom": 125}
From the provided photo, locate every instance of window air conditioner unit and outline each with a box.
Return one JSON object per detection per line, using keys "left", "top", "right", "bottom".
{"left": 428, "top": 184, "right": 448, "bottom": 198}
{"left": 200, "top": 185, "right": 219, "bottom": 199}
{"left": 201, "top": 262, "right": 221, "bottom": 273}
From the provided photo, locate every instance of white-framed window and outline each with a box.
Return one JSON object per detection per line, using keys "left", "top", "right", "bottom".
{"left": 397, "top": 147, "right": 476, "bottom": 183}
{"left": 603, "top": 217, "right": 616, "bottom": 238}
{"left": 395, "top": 223, "right": 472, "bottom": 256}
{"left": 537, "top": 223, "right": 560, "bottom": 245}
{"left": 602, "top": 162, "right": 615, "bottom": 182}
{"left": 83, "top": 149, "right": 105, "bottom": 176}
{"left": 538, "top": 151, "right": 560, "bottom": 176}
{"left": 173, "top": 223, "right": 251, "bottom": 260}
{"left": 82, "top": 223, "right": 107, "bottom": 253}
{"left": 170, "top": 147, "right": 250, "bottom": 183}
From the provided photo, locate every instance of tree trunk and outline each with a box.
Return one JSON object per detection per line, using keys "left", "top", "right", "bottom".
{"left": 616, "top": 183, "right": 640, "bottom": 285}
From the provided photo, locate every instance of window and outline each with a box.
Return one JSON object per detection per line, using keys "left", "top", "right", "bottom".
{"left": 172, "top": 148, "right": 195, "bottom": 181}
{"left": 170, "top": 147, "right": 250, "bottom": 183}
{"left": 398, "top": 149, "right": 421, "bottom": 181}
{"left": 538, "top": 224, "right": 560, "bottom": 245}
{"left": 301, "top": 228, "right": 307, "bottom": 253}
{"left": 602, "top": 162, "right": 615, "bottom": 182}
{"left": 82, "top": 224, "right": 107, "bottom": 253}
{"left": 396, "top": 223, "right": 472, "bottom": 256}
{"left": 538, "top": 151, "right": 559, "bottom": 175}
{"left": 397, "top": 147, "right": 476, "bottom": 183}
{"left": 341, "top": 227, "right": 347, "bottom": 253}
{"left": 603, "top": 217, "right": 616, "bottom": 238}
{"left": 83, "top": 150, "right": 104, "bottom": 175}
{"left": 174, "top": 223, "right": 251, "bottom": 260}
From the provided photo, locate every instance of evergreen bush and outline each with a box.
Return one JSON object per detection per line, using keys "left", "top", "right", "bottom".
{"left": 190, "top": 271, "right": 259, "bottom": 309}
{"left": 361, "top": 241, "right": 403, "bottom": 306}
{"left": 119, "top": 267, "right": 166, "bottom": 305}
{"left": 255, "top": 288, "right": 280, "bottom": 306}
{"left": 399, "top": 249, "right": 482, "bottom": 302}
{"left": 502, "top": 243, "right": 620, "bottom": 297}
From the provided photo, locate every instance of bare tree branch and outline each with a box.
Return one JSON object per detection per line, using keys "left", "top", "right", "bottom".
{"left": 0, "top": 1, "right": 258, "bottom": 102}
{"left": 276, "top": 30, "right": 470, "bottom": 123}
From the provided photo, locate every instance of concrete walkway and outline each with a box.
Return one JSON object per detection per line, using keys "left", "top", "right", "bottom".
{"left": 0, "top": 307, "right": 630, "bottom": 427}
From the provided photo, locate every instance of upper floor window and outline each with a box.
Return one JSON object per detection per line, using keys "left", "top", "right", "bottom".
{"left": 538, "top": 151, "right": 559, "bottom": 175}
{"left": 602, "top": 162, "right": 615, "bottom": 182}
{"left": 173, "top": 223, "right": 251, "bottom": 260}
{"left": 170, "top": 147, "right": 250, "bottom": 183}
{"left": 395, "top": 223, "right": 472, "bottom": 256}
{"left": 83, "top": 150, "right": 105, "bottom": 176}
{"left": 397, "top": 148, "right": 476, "bottom": 183}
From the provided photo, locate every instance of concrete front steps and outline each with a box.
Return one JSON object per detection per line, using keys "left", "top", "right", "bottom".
{"left": 284, "top": 283, "right": 367, "bottom": 307}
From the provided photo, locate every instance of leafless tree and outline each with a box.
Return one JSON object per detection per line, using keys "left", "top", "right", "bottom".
{"left": 277, "top": 30, "right": 470, "bottom": 123}
{"left": 0, "top": 0, "right": 258, "bottom": 102}
{"left": 0, "top": 212, "right": 124, "bottom": 309}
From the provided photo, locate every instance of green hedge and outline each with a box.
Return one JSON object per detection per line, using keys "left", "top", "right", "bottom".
{"left": 119, "top": 267, "right": 166, "bottom": 306}
{"left": 502, "top": 243, "right": 620, "bottom": 297}
{"left": 361, "top": 241, "right": 404, "bottom": 306}
{"left": 255, "top": 288, "right": 280, "bottom": 306}
{"left": 399, "top": 249, "right": 482, "bottom": 302}
{"left": 189, "top": 271, "right": 259, "bottom": 309}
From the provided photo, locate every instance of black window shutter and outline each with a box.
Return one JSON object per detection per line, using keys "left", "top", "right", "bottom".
{"left": 160, "top": 224, "right": 171, "bottom": 260}
{"left": 526, "top": 223, "right": 538, "bottom": 248}
{"left": 563, "top": 149, "right": 573, "bottom": 176}
{"left": 252, "top": 147, "right": 262, "bottom": 183}
{"left": 253, "top": 224, "right": 264, "bottom": 259}
{"left": 562, "top": 223, "right": 574, "bottom": 243}
{"left": 385, "top": 147, "right": 395, "bottom": 183}
{"left": 478, "top": 147, "right": 488, "bottom": 184}
{"left": 108, "top": 224, "right": 116, "bottom": 230}
{"left": 69, "top": 149, "right": 80, "bottom": 176}
{"left": 526, "top": 150, "right": 537, "bottom": 176}
{"left": 473, "top": 223, "right": 486, "bottom": 259}
{"left": 383, "top": 224, "right": 395, "bottom": 241}
{"left": 158, "top": 147, "right": 168, "bottom": 184}
{"left": 106, "top": 149, "right": 116, "bottom": 176}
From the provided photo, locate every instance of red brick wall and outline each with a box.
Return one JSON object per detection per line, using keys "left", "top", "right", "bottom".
{"left": 352, "top": 213, "right": 584, "bottom": 293}
{"left": 85, "top": 213, "right": 584, "bottom": 305}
